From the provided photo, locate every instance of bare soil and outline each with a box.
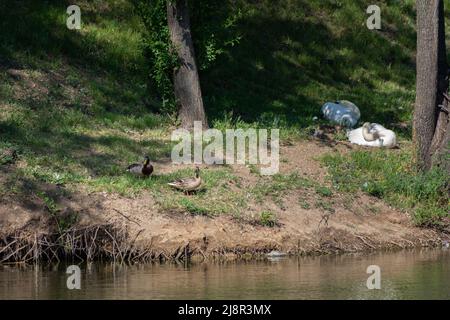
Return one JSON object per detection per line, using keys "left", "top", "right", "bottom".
{"left": 0, "top": 140, "right": 448, "bottom": 261}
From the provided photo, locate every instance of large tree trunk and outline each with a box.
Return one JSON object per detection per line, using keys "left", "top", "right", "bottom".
{"left": 429, "top": 0, "right": 450, "bottom": 171}
{"left": 167, "top": 0, "right": 207, "bottom": 129}
{"left": 414, "top": 0, "right": 449, "bottom": 171}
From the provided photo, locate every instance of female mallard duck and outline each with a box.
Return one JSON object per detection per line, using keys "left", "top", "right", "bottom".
{"left": 168, "top": 166, "right": 202, "bottom": 194}
{"left": 347, "top": 122, "right": 397, "bottom": 148}
{"left": 127, "top": 156, "right": 153, "bottom": 178}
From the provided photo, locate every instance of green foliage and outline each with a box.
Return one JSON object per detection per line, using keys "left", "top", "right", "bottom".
{"left": 315, "top": 185, "right": 333, "bottom": 197}
{"left": 322, "top": 148, "right": 449, "bottom": 226}
{"left": 259, "top": 211, "right": 277, "bottom": 227}
{"left": 0, "top": 142, "right": 17, "bottom": 165}
{"left": 133, "top": 0, "right": 177, "bottom": 113}
{"left": 37, "top": 191, "right": 59, "bottom": 214}
{"left": 201, "top": 0, "right": 418, "bottom": 132}
{"left": 252, "top": 172, "right": 313, "bottom": 202}
{"left": 134, "top": 0, "right": 242, "bottom": 114}
{"left": 36, "top": 191, "right": 79, "bottom": 233}
{"left": 190, "top": 1, "right": 242, "bottom": 70}
{"left": 315, "top": 199, "right": 335, "bottom": 213}
{"left": 1, "top": 0, "right": 447, "bottom": 232}
{"left": 150, "top": 167, "right": 246, "bottom": 217}
{"left": 299, "top": 197, "right": 311, "bottom": 210}
{"left": 178, "top": 198, "right": 211, "bottom": 216}
{"left": 0, "top": 0, "right": 145, "bottom": 78}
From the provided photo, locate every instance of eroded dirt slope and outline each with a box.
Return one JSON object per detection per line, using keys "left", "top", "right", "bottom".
{"left": 1, "top": 140, "right": 447, "bottom": 259}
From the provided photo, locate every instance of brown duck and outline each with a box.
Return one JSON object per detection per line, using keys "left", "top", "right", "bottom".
{"left": 168, "top": 166, "right": 202, "bottom": 194}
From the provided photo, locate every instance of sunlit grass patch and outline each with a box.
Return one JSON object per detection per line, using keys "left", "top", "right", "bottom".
{"left": 251, "top": 172, "right": 314, "bottom": 204}
{"left": 322, "top": 147, "right": 449, "bottom": 226}
{"left": 315, "top": 185, "right": 333, "bottom": 197}
{"left": 153, "top": 167, "right": 247, "bottom": 217}
{"left": 79, "top": 165, "right": 246, "bottom": 218}
{"left": 80, "top": 21, "right": 145, "bottom": 74}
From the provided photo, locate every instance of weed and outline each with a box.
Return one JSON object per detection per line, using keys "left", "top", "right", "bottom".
{"left": 178, "top": 198, "right": 211, "bottom": 216}
{"left": 36, "top": 191, "right": 78, "bottom": 233}
{"left": 315, "top": 185, "right": 333, "bottom": 197}
{"left": 299, "top": 197, "right": 311, "bottom": 210}
{"left": 315, "top": 199, "right": 336, "bottom": 213}
{"left": 259, "top": 211, "right": 277, "bottom": 227}
{"left": 252, "top": 172, "right": 313, "bottom": 203}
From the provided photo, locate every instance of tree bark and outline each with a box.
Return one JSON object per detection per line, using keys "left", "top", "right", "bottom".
{"left": 167, "top": 0, "right": 208, "bottom": 129}
{"left": 429, "top": 0, "right": 450, "bottom": 171}
{"left": 414, "top": 0, "right": 449, "bottom": 171}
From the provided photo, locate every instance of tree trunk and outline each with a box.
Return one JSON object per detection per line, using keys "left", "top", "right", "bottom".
{"left": 429, "top": 0, "right": 450, "bottom": 171}
{"left": 167, "top": 0, "right": 208, "bottom": 129}
{"left": 414, "top": 0, "right": 449, "bottom": 171}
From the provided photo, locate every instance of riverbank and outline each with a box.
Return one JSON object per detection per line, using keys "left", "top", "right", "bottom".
{"left": 1, "top": 0, "right": 449, "bottom": 264}
{"left": 1, "top": 140, "right": 448, "bottom": 263}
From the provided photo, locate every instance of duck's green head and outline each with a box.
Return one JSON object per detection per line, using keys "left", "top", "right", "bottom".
{"left": 143, "top": 156, "right": 150, "bottom": 166}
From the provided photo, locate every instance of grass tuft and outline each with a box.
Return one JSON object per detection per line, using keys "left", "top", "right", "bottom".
{"left": 322, "top": 147, "right": 449, "bottom": 226}
{"left": 259, "top": 211, "right": 277, "bottom": 227}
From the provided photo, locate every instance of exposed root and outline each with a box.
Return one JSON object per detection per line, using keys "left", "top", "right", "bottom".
{"left": 0, "top": 225, "right": 203, "bottom": 263}
{"left": 0, "top": 223, "right": 447, "bottom": 264}
{"left": 0, "top": 224, "right": 133, "bottom": 263}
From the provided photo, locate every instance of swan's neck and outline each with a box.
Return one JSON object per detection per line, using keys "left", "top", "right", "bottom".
{"left": 362, "top": 127, "right": 379, "bottom": 141}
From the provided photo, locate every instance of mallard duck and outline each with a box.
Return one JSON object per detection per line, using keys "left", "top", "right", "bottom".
{"left": 347, "top": 122, "right": 397, "bottom": 148}
{"left": 126, "top": 156, "right": 153, "bottom": 178}
{"left": 168, "top": 166, "right": 202, "bottom": 194}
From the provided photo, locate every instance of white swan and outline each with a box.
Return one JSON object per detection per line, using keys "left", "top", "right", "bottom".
{"left": 347, "top": 122, "right": 397, "bottom": 148}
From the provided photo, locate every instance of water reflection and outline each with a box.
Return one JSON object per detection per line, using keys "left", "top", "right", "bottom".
{"left": 0, "top": 249, "right": 449, "bottom": 299}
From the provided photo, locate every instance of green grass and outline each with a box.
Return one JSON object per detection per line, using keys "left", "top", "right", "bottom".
{"left": 259, "top": 211, "right": 277, "bottom": 227}
{"left": 1, "top": 0, "right": 448, "bottom": 226}
{"left": 250, "top": 171, "right": 341, "bottom": 212}
{"left": 315, "top": 198, "right": 336, "bottom": 214}
{"left": 36, "top": 190, "right": 79, "bottom": 233}
{"left": 202, "top": 0, "right": 428, "bottom": 135}
{"left": 322, "top": 147, "right": 449, "bottom": 226}
{"left": 315, "top": 185, "right": 333, "bottom": 197}
{"left": 298, "top": 197, "right": 311, "bottom": 210}
{"left": 252, "top": 172, "right": 314, "bottom": 203}
{"left": 152, "top": 167, "right": 247, "bottom": 217}
{"left": 0, "top": 0, "right": 174, "bottom": 208}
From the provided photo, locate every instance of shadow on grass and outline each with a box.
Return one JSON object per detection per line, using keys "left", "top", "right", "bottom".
{"left": 1, "top": 117, "right": 172, "bottom": 176}
{"left": 201, "top": 0, "right": 417, "bottom": 127}
{"left": 0, "top": 0, "right": 144, "bottom": 78}
{"left": 0, "top": 0, "right": 151, "bottom": 119}
{"left": 0, "top": 164, "right": 114, "bottom": 235}
{"left": 1, "top": 0, "right": 422, "bottom": 128}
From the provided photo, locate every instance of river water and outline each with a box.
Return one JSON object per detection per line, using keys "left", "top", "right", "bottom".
{"left": 0, "top": 249, "right": 449, "bottom": 299}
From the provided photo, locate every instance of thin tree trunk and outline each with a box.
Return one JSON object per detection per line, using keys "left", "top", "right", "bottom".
{"left": 414, "top": 0, "right": 449, "bottom": 171}
{"left": 167, "top": 0, "right": 207, "bottom": 129}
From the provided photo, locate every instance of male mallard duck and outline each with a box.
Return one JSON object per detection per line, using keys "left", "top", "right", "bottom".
{"left": 347, "top": 122, "right": 397, "bottom": 148}
{"left": 126, "top": 156, "right": 153, "bottom": 178}
{"left": 168, "top": 166, "right": 202, "bottom": 194}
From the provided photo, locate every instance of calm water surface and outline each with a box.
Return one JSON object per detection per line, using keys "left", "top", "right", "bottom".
{"left": 0, "top": 249, "right": 449, "bottom": 299}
